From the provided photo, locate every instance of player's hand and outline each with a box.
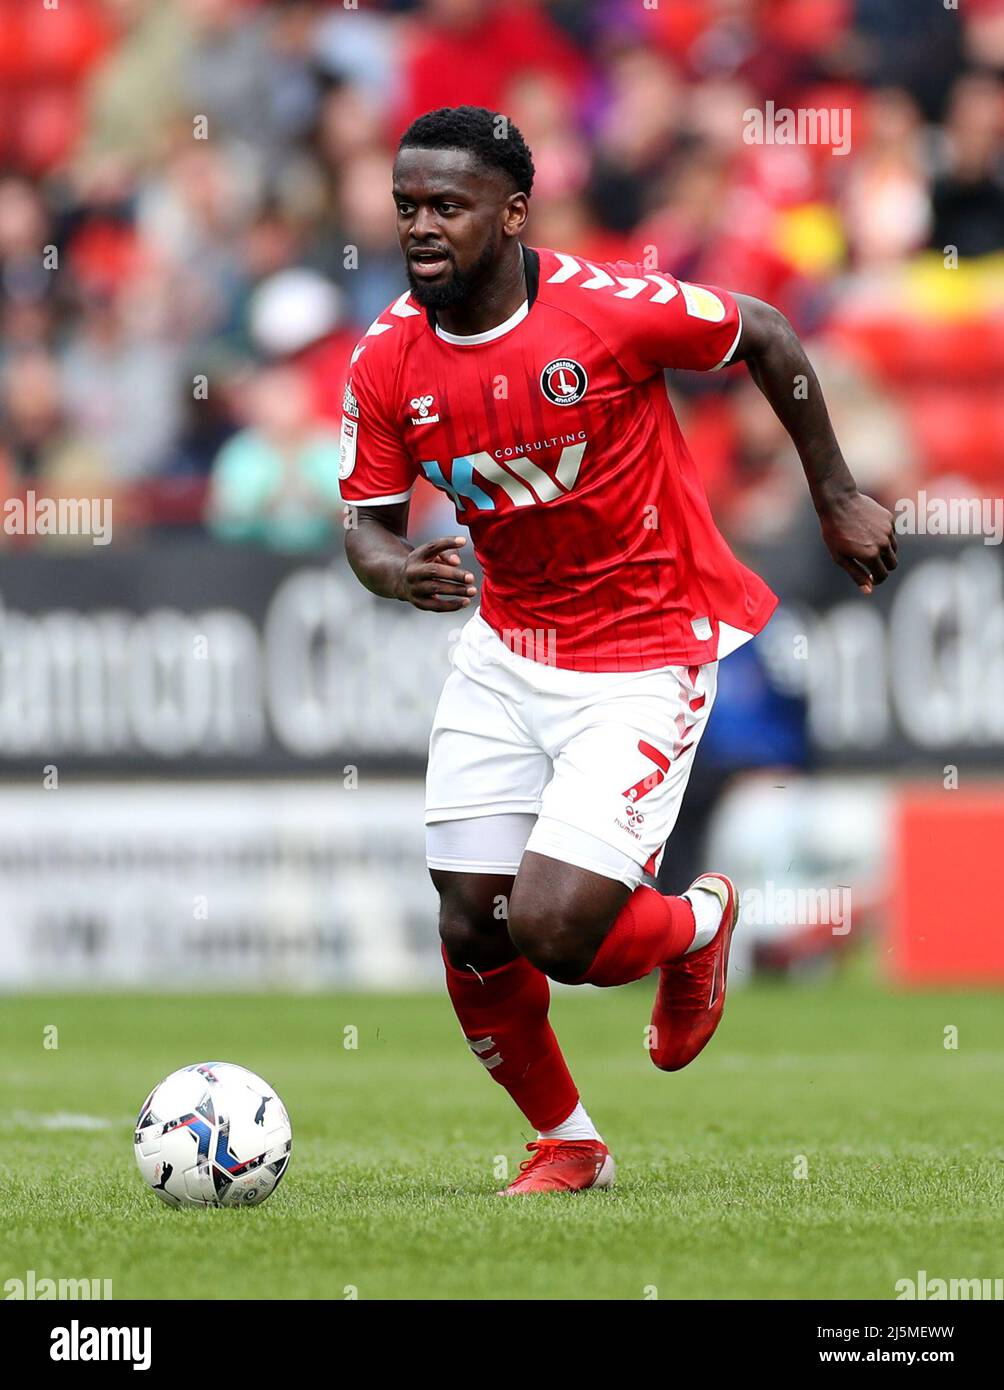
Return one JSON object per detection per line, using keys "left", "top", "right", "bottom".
{"left": 393, "top": 535, "right": 477, "bottom": 612}
{"left": 818, "top": 490, "right": 897, "bottom": 595}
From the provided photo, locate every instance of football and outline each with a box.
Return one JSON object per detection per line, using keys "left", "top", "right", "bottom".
{"left": 134, "top": 1062, "right": 292, "bottom": 1209}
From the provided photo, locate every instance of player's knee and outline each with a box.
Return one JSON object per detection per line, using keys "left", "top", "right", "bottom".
{"left": 436, "top": 881, "right": 512, "bottom": 971}
{"left": 437, "top": 905, "right": 482, "bottom": 963}
{"left": 507, "top": 904, "right": 595, "bottom": 983}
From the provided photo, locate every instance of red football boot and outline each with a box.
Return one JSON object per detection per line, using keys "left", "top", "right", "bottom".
{"left": 499, "top": 1139, "right": 616, "bottom": 1195}
{"left": 649, "top": 873, "right": 739, "bottom": 1072}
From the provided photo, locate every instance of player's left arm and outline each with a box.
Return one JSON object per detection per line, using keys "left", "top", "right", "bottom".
{"left": 731, "top": 294, "right": 897, "bottom": 594}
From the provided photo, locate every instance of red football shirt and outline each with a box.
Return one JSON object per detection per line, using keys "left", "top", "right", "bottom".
{"left": 339, "top": 245, "right": 777, "bottom": 673}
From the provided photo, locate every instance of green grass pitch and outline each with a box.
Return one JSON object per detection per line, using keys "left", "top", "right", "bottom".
{"left": 1, "top": 979, "right": 1002, "bottom": 1300}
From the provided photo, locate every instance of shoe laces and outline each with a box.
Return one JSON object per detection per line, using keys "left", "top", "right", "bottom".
{"left": 517, "top": 1139, "right": 591, "bottom": 1173}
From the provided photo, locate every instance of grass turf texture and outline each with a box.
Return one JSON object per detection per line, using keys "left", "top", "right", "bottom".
{"left": 1, "top": 981, "right": 1002, "bottom": 1301}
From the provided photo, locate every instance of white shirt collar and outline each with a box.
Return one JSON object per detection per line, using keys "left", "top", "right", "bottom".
{"left": 435, "top": 297, "right": 529, "bottom": 345}
{"left": 433, "top": 243, "right": 529, "bottom": 345}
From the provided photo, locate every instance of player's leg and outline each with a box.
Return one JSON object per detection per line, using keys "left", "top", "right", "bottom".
{"left": 429, "top": 837, "right": 579, "bottom": 1135}
{"left": 509, "top": 847, "right": 737, "bottom": 1069}
{"left": 428, "top": 821, "right": 613, "bottom": 1194}
{"left": 425, "top": 626, "right": 612, "bottom": 1191}
{"left": 507, "top": 661, "right": 738, "bottom": 1071}
{"left": 507, "top": 848, "right": 682, "bottom": 982}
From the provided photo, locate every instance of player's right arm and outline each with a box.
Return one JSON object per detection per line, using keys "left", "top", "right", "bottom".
{"left": 345, "top": 503, "right": 475, "bottom": 612}
{"left": 339, "top": 352, "right": 475, "bottom": 612}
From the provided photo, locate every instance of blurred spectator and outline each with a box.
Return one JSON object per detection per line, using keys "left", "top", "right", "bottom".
{"left": 505, "top": 71, "right": 590, "bottom": 203}
{"left": 327, "top": 149, "right": 403, "bottom": 327}
{"left": 78, "top": 0, "right": 192, "bottom": 175}
{"left": 180, "top": 0, "right": 323, "bottom": 181}
{"left": 0, "top": 349, "right": 103, "bottom": 486}
{"left": 851, "top": 0, "right": 964, "bottom": 120}
{"left": 206, "top": 362, "right": 342, "bottom": 550}
{"left": 0, "top": 0, "right": 111, "bottom": 175}
{"left": 135, "top": 138, "right": 263, "bottom": 341}
{"left": 313, "top": 5, "right": 399, "bottom": 104}
{"left": 55, "top": 267, "right": 183, "bottom": 481}
{"left": 313, "top": 81, "right": 388, "bottom": 174}
{"left": 962, "top": 0, "right": 1004, "bottom": 74}
{"left": 842, "top": 88, "right": 931, "bottom": 266}
{"left": 590, "top": 46, "right": 685, "bottom": 234}
{"left": 395, "top": 0, "right": 586, "bottom": 131}
{"left": 929, "top": 71, "right": 1004, "bottom": 257}
{"left": 246, "top": 267, "right": 356, "bottom": 421}
{"left": 0, "top": 177, "right": 55, "bottom": 350}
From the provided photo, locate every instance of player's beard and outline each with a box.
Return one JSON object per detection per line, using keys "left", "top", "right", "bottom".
{"left": 406, "top": 233, "right": 500, "bottom": 310}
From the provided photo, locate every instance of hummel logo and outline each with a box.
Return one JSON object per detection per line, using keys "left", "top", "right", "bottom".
{"left": 410, "top": 394, "right": 440, "bottom": 425}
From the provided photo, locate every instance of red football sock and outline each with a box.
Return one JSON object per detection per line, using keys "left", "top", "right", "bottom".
{"left": 442, "top": 948, "right": 579, "bottom": 1133}
{"left": 577, "top": 885, "right": 696, "bottom": 987}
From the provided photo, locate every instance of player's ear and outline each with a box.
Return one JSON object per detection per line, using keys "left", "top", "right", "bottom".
{"left": 503, "top": 192, "right": 529, "bottom": 237}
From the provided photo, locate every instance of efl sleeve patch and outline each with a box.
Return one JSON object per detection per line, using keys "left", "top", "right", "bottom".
{"left": 338, "top": 415, "right": 358, "bottom": 480}
{"left": 679, "top": 283, "right": 726, "bottom": 323}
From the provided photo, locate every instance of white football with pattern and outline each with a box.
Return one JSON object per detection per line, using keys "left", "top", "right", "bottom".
{"left": 134, "top": 1062, "right": 292, "bottom": 1209}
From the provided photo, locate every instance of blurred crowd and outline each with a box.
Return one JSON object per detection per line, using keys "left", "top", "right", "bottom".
{"left": 2, "top": 0, "right": 1004, "bottom": 555}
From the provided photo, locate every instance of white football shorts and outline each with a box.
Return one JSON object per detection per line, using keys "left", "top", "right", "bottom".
{"left": 425, "top": 613, "right": 717, "bottom": 888}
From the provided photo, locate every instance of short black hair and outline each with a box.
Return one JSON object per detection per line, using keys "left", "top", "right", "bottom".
{"left": 397, "top": 106, "right": 535, "bottom": 197}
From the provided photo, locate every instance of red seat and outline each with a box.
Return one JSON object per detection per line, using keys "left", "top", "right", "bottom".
{"left": 908, "top": 388, "right": 1004, "bottom": 485}
{"left": 830, "top": 315, "right": 1004, "bottom": 386}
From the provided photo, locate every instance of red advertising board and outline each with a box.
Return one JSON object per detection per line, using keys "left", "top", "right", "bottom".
{"left": 891, "top": 785, "right": 1004, "bottom": 984}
